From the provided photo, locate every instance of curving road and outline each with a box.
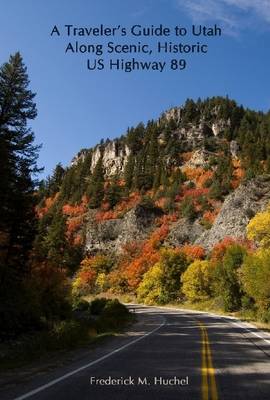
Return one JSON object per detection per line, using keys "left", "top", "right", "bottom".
{"left": 2, "top": 305, "right": 270, "bottom": 400}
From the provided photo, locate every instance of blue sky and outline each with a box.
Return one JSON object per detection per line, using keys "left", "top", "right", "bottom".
{"left": 0, "top": 0, "right": 270, "bottom": 177}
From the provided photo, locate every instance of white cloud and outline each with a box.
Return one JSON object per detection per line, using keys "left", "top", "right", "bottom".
{"left": 177, "top": 0, "right": 270, "bottom": 35}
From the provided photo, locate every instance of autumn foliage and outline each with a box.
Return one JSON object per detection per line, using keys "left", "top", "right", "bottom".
{"left": 181, "top": 245, "right": 205, "bottom": 261}
{"left": 36, "top": 193, "right": 59, "bottom": 218}
{"left": 110, "top": 223, "right": 169, "bottom": 292}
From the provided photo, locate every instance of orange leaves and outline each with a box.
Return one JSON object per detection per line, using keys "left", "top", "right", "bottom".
{"left": 66, "top": 216, "right": 84, "bottom": 241}
{"left": 182, "top": 152, "right": 193, "bottom": 162}
{"left": 62, "top": 198, "right": 89, "bottom": 244}
{"left": 115, "top": 192, "right": 141, "bottom": 213}
{"left": 202, "top": 210, "right": 219, "bottom": 224}
{"left": 36, "top": 193, "right": 59, "bottom": 218}
{"left": 156, "top": 213, "right": 178, "bottom": 226}
{"left": 148, "top": 223, "right": 169, "bottom": 249}
{"left": 120, "top": 241, "right": 142, "bottom": 258}
{"left": 155, "top": 197, "right": 167, "bottom": 209}
{"left": 211, "top": 237, "right": 237, "bottom": 261}
{"left": 210, "top": 237, "right": 254, "bottom": 265}
{"left": 197, "top": 170, "right": 214, "bottom": 188}
{"left": 79, "top": 268, "right": 97, "bottom": 286}
{"left": 95, "top": 210, "right": 118, "bottom": 222}
{"left": 118, "top": 223, "right": 170, "bottom": 291}
{"left": 231, "top": 158, "right": 245, "bottom": 189}
{"left": 62, "top": 203, "right": 86, "bottom": 217}
{"left": 182, "top": 167, "right": 214, "bottom": 189}
{"left": 95, "top": 192, "right": 142, "bottom": 222}
{"left": 182, "top": 188, "right": 209, "bottom": 199}
{"left": 181, "top": 245, "right": 205, "bottom": 260}
{"left": 183, "top": 166, "right": 204, "bottom": 182}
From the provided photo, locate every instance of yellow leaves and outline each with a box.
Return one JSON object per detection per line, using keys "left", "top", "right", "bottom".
{"left": 96, "top": 272, "right": 107, "bottom": 291}
{"left": 181, "top": 260, "right": 213, "bottom": 302}
{"left": 137, "top": 262, "right": 164, "bottom": 304}
{"left": 247, "top": 208, "right": 270, "bottom": 248}
{"left": 241, "top": 248, "right": 270, "bottom": 311}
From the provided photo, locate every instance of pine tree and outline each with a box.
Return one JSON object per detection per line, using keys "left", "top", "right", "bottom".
{"left": 124, "top": 153, "right": 135, "bottom": 189}
{"left": 89, "top": 156, "right": 105, "bottom": 208}
{"left": 0, "top": 52, "right": 40, "bottom": 335}
{"left": 48, "top": 163, "right": 65, "bottom": 196}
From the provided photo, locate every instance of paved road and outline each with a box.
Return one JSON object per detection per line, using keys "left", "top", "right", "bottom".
{"left": 2, "top": 305, "right": 270, "bottom": 400}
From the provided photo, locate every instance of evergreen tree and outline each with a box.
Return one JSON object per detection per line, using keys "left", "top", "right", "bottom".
{"left": 0, "top": 53, "right": 40, "bottom": 335}
{"left": 48, "top": 163, "right": 65, "bottom": 196}
{"left": 106, "top": 177, "right": 123, "bottom": 208}
{"left": 89, "top": 156, "right": 105, "bottom": 208}
{"left": 124, "top": 153, "right": 135, "bottom": 189}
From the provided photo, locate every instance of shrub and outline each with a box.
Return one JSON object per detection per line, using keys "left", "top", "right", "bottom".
{"left": 214, "top": 244, "right": 247, "bottom": 312}
{"left": 89, "top": 298, "right": 108, "bottom": 315}
{"left": 50, "top": 320, "right": 88, "bottom": 349}
{"left": 180, "top": 196, "right": 197, "bottom": 221}
{"left": 72, "top": 298, "right": 90, "bottom": 312}
{"left": 96, "top": 299, "right": 131, "bottom": 332}
{"left": 181, "top": 260, "right": 214, "bottom": 302}
{"left": 137, "top": 249, "right": 188, "bottom": 304}
{"left": 241, "top": 249, "right": 270, "bottom": 320}
{"left": 247, "top": 207, "right": 270, "bottom": 248}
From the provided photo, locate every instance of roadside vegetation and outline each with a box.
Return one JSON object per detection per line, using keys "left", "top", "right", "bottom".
{"left": 73, "top": 208, "right": 270, "bottom": 326}
{"left": 0, "top": 298, "right": 133, "bottom": 370}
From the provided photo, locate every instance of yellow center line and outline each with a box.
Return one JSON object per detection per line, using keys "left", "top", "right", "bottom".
{"left": 199, "top": 322, "right": 218, "bottom": 400}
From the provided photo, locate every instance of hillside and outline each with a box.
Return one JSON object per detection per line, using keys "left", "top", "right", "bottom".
{"left": 37, "top": 96, "right": 270, "bottom": 251}
{"left": 34, "top": 96, "right": 270, "bottom": 313}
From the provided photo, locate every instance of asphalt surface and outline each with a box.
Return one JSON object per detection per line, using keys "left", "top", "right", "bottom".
{"left": 1, "top": 305, "right": 270, "bottom": 400}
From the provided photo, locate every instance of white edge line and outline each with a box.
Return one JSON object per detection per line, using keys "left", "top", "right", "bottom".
{"left": 230, "top": 321, "right": 270, "bottom": 345}
{"left": 13, "top": 317, "right": 166, "bottom": 400}
{"left": 128, "top": 304, "right": 270, "bottom": 346}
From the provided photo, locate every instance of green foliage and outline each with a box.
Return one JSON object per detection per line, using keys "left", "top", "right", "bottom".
{"left": 210, "top": 154, "right": 233, "bottom": 199}
{"left": 180, "top": 196, "right": 197, "bottom": 220}
{"left": 89, "top": 156, "right": 105, "bottom": 208}
{"left": 34, "top": 205, "right": 83, "bottom": 274}
{"left": 56, "top": 151, "right": 92, "bottom": 204}
{"left": 92, "top": 298, "right": 131, "bottom": 332}
{"left": 138, "top": 195, "right": 156, "bottom": 210}
{"left": 214, "top": 244, "right": 247, "bottom": 312}
{"left": 124, "top": 154, "right": 135, "bottom": 189}
{"left": 0, "top": 52, "right": 41, "bottom": 337}
{"left": 89, "top": 298, "right": 109, "bottom": 315}
{"left": 106, "top": 178, "right": 123, "bottom": 208}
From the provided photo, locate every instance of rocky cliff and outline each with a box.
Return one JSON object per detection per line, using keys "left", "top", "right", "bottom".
{"left": 85, "top": 204, "right": 163, "bottom": 254}
{"left": 71, "top": 104, "right": 233, "bottom": 177}
{"left": 84, "top": 176, "right": 270, "bottom": 254}
{"left": 196, "top": 176, "right": 270, "bottom": 250}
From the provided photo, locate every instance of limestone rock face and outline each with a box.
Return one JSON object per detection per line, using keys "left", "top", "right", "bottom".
{"left": 70, "top": 149, "right": 89, "bottom": 167}
{"left": 85, "top": 205, "right": 163, "bottom": 254}
{"left": 90, "top": 142, "right": 130, "bottom": 177}
{"left": 70, "top": 104, "right": 232, "bottom": 177}
{"left": 184, "top": 149, "right": 212, "bottom": 169}
{"left": 165, "top": 219, "right": 205, "bottom": 247}
{"left": 230, "top": 140, "right": 239, "bottom": 158}
{"left": 196, "top": 176, "right": 270, "bottom": 250}
{"left": 212, "top": 119, "right": 230, "bottom": 136}
{"left": 162, "top": 107, "right": 182, "bottom": 124}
